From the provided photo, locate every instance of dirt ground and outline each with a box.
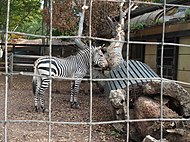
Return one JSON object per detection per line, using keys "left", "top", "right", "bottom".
{"left": 0, "top": 75, "right": 126, "bottom": 142}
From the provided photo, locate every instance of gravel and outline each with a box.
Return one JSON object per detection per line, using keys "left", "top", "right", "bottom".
{"left": 0, "top": 75, "right": 126, "bottom": 142}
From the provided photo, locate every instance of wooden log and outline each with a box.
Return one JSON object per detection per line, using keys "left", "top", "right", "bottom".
{"left": 142, "top": 135, "right": 169, "bottom": 142}
{"left": 143, "top": 80, "right": 190, "bottom": 117}
{"left": 165, "top": 128, "right": 190, "bottom": 142}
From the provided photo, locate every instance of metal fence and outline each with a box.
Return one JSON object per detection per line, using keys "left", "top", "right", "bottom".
{"left": 1, "top": 0, "right": 190, "bottom": 142}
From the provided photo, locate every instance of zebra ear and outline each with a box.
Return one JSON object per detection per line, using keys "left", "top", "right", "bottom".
{"left": 95, "top": 46, "right": 102, "bottom": 50}
{"left": 95, "top": 44, "right": 105, "bottom": 51}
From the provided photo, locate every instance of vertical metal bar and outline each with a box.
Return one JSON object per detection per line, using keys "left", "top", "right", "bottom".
{"left": 89, "top": 0, "right": 93, "bottom": 141}
{"left": 48, "top": 0, "right": 53, "bottom": 141}
{"left": 4, "top": 0, "right": 11, "bottom": 141}
{"left": 126, "top": 0, "right": 131, "bottom": 142}
{"left": 160, "top": 0, "right": 166, "bottom": 141}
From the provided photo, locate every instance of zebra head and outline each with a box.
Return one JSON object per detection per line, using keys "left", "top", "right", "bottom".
{"left": 92, "top": 46, "right": 108, "bottom": 69}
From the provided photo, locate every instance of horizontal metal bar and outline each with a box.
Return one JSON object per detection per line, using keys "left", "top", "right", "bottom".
{"left": 13, "top": 54, "right": 41, "bottom": 59}
{"left": 13, "top": 63, "right": 33, "bottom": 67}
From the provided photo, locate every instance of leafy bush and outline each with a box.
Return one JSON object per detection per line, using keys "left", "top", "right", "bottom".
{"left": 131, "top": 22, "right": 146, "bottom": 30}
{"left": 185, "top": 8, "right": 190, "bottom": 20}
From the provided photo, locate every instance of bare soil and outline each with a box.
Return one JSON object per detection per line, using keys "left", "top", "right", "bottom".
{"left": 0, "top": 75, "right": 126, "bottom": 142}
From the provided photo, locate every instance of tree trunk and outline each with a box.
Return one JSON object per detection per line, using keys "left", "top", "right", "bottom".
{"left": 105, "top": 25, "right": 125, "bottom": 68}
{"left": 105, "top": 3, "right": 137, "bottom": 69}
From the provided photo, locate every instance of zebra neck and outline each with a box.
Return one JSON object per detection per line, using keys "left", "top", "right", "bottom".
{"left": 76, "top": 49, "right": 91, "bottom": 68}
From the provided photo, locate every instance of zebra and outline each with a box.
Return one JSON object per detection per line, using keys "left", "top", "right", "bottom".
{"left": 32, "top": 46, "right": 108, "bottom": 112}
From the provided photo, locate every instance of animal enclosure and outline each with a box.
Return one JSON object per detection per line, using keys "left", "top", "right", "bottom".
{"left": 1, "top": 0, "right": 190, "bottom": 142}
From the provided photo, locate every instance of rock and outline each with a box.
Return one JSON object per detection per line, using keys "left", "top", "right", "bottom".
{"left": 109, "top": 89, "right": 127, "bottom": 120}
{"left": 109, "top": 89, "right": 128, "bottom": 133}
{"left": 134, "top": 96, "right": 180, "bottom": 139}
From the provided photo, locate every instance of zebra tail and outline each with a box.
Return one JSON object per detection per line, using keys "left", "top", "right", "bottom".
{"left": 32, "top": 63, "right": 38, "bottom": 94}
{"left": 32, "top": 76, "right": 37, "bottom": 94}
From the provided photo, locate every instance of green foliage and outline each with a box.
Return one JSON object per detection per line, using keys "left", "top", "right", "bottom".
{"left": 109, "top": 128, "right": 121, "bottom": 138}
{"left": 185, "top": 8, "right": 190, "bottom": 20}
{"left": 0, "top": 0, "right": 42, "bottom": 34}
{"left": 131, "top": 22, "right": 146, "bottom": 30}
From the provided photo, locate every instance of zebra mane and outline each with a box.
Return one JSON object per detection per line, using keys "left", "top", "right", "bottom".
{"left": 77, "top": 46, "right": 96, "bottom": 54}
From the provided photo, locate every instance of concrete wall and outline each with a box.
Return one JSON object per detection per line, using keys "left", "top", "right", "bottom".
{"left": 144, "top": 43, "right": 157, "bottom": 72}
{"left": 178, "top": 37, "right": 190, "bottom": 92}
{"left": 143, "top": 38, "right": 190, "bottom": 92}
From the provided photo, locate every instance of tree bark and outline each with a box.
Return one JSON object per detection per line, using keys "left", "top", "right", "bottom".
{"left": 105, "top": 25, "right": 125, "bottom": 68}
{"left": 143, "top": 80, "right": 190, "bottom": 117}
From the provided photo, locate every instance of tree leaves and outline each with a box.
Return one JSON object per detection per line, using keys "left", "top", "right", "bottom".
{"left": 0, "top": 0, "right": 42, "bottom": 34}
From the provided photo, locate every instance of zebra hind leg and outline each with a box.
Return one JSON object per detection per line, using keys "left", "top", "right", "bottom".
{"left": 71, "top": 102, "right": 80, "bottom": 109}
{"left": 70, "top": 81, "right": 77, "bottom": 108}
{"left": 70, "top": 80, "right": 81, "bottom": 109}
{"left": 38, "top": 78, "right": 50, "bottom": 112}
{"left": 33, "top": 96, "right": 38, "bottom": 112}
{"left": 34, "top": 93, "right": 39, "bottom": 112}
{"left": 33, "top": 76, "right": 40, "bottom": 112}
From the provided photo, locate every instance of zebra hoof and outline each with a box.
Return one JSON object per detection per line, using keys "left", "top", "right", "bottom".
{"left": 70, "top": 102, "right": 80, "bottom": 109}
{"left": 35, "top": 106, "right": 38, "bottom": 112}
{"left": 42, "top": 108, "right": 46, "bottom": 113}
{"left": 41, "top": 106, "right": 46, "bottom": 113}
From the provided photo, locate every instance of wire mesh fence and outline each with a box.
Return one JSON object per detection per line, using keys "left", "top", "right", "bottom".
{"left": 1, "top": 0, "right": 190, "bottom": 141}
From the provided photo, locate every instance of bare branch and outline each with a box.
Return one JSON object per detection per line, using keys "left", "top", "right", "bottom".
{"left": 74, "top": 38, "right": 88, "bottom": 49}
{"left": 107, "top": 16, "right": 117, "bottom": 37}
{"left": 119, "top": 1, "right": 125, "bottom": 29}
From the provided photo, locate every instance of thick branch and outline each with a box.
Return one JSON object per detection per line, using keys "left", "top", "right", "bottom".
{"left": 74, "top": 0, "right": 88, "bottom": 49}
{"left": 74, "top": 38, "right": 88, "bottom": 49}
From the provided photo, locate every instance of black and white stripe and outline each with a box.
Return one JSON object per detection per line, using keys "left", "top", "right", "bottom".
{"left": 32, "top": 46, "right": 108, "bottom": 112}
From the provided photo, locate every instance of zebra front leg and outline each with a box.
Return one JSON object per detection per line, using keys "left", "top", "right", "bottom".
{"left": 70, "top": 81, "right": 77, "bottom": 108}
{"left": 70, "top": 80, "right": 81, "bottom": 109}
